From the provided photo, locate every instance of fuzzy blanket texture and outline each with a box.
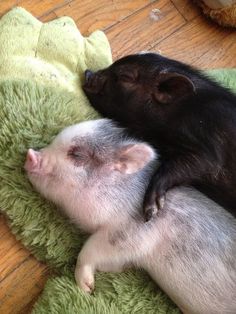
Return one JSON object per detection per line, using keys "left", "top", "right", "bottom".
{"left": 0, "top": 7, "right": 236, "bottom": 314}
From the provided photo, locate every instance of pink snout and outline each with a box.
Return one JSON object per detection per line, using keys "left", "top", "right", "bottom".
{"left": 24, "top": 149, "right": 42, "bottom": 173}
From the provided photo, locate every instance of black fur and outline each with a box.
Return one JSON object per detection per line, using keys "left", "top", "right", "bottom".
{"left": 83, "top": 53, "right": 236, "bottom": 219}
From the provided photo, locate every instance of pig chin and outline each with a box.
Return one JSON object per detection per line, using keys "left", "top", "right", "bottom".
{"left": 27, "top": 172, "right": 55, "bottom": 200}
{"left": 27, "top": 170, "right": 78, "bottom": 211}
{"left": 26, "top": 169, "right": 59, "bottom": 204}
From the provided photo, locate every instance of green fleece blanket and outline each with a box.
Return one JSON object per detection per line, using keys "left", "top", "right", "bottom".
{"left": 0, "top": 7, "right": 236, "bottom": 314}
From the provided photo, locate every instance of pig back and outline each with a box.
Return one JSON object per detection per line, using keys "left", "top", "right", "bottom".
{"left": 144, "top": 186, "right": 236, "bottom": 314}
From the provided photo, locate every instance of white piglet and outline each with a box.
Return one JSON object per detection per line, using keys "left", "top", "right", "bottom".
{"left": 25, "top": 119, "right": 236, "bottom": 314}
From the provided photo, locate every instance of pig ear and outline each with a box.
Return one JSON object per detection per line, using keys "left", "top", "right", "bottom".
{"left": 113, "top": 144, "right": 154, "bottom": 174}
{"left": 154, "top": 72, "right": 195, "bottom": 104}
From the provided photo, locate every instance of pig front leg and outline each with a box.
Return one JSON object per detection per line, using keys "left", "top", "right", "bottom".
{"left": 75, "top": 230, "right": 129, "bottom": 293}
{"left": 143, "top": 152, "right": 218, "bottom": 220}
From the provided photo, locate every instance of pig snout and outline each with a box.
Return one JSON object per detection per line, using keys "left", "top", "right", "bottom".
{"left": 24, "top": 149, "right": 42, "bottom": 173}
{"left": 83, "top": 69, "right": 106, "bottom": 94}
{"left": 84, "top": 69, "right": 95, "bottom": 89}
{"left": 85, "top": 69, "right": 94, "bottom": 81}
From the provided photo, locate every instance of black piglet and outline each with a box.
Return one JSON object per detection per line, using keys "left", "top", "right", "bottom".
{"left": 83, "top": 53, "right": 236, "bottom": 220}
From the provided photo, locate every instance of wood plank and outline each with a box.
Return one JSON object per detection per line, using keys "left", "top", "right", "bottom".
{"left": 40, "top": 11, "right": 58, "bottom": 23}
{"left": 0, "top": 1, "right": 69, "bottom": 19}
{"left": 17, "top": 0, "right": 72, "bottom": 17}
{"left": 153, "top": 15, "right": 235, "bottom": 68}
{"left": 0, "top": 1, "right": 17, "bottom": 16}
{"left": 0, "top": 215, "right": 12, "bottom": 237}
{"left": 19, "top": 294, "right": 42, "bottom": 314}
{"left": 0, "top": 216, "right": 49, "bottom": 314}
{"left": 55, "top": 0, "right": 151, "bottom": 35}
{"left": 0, "top": 215, "right": 31, "bottom": 282}
{"left": 106, "top": 0, "right": 186, "bottom": 60}
{"left": 0, "top": 257, "right": 49, "bottom": 314}
{"left": 0, "top": 232, "right": 30, "bottom": 282}
{"left": 171, "top": 0, "right": 200, "bottom": 21}
{"left": 196, "top": 32, "right": 236, "bottom": 68}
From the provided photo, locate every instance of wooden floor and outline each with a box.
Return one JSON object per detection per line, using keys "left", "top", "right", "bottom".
{"left": 0, "top": 1, "right": 235, "bottom": 313}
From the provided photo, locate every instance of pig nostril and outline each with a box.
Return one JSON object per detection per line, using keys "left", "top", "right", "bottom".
{"left": 85, "top": 69, "right": 94, "bottom": 82}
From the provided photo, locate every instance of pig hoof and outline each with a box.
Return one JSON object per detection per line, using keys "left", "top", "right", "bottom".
{"left": 75, "top": 265, "right": 95, "bottom": 294}
{"left": 144, "top": 195, "right": 166, "bottom": 221}
{"left": 144, "top": 206, "right": 157, "bottom": 221}
{"left": 158, "top": 195, "right": 165, "bottom": 210}
{"left": 80, "top": 279, "right": 94, "bottom": 294}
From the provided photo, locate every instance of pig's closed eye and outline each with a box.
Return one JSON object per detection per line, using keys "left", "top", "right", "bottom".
{"left": 118, "top": 73, "right": 136, "bottom": 83}
{"left": 120, "top": 73, "right": 133, "bottom": 82}
{"left": 68, "top": 147, "right": 86, "bottom": 161}
{"left": 115, "top": 65, "right": 138, "bottom": 83}
{"left": 71, "top": 151, "right": 84, "bottom": 159}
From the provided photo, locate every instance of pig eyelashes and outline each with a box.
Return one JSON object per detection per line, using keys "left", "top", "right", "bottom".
{"left": 118, "top": 73, "right": 136, "bottom": 83}
{"left": 67, "top": 146, "right": 87, "bottom": 164}
{"left": 116, "top": 67, "right": 139, "bottom": 83}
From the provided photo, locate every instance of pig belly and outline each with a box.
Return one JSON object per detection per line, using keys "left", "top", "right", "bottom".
{"left": 139, "top": 187, "right": 236, "bottom": 314}
{"left": 143, "top": 247, "right": 236, "bottom": 314}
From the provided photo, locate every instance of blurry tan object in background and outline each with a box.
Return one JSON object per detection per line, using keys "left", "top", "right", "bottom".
{"left": 196, "top": 0, "right": 236, "bottom": 27}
